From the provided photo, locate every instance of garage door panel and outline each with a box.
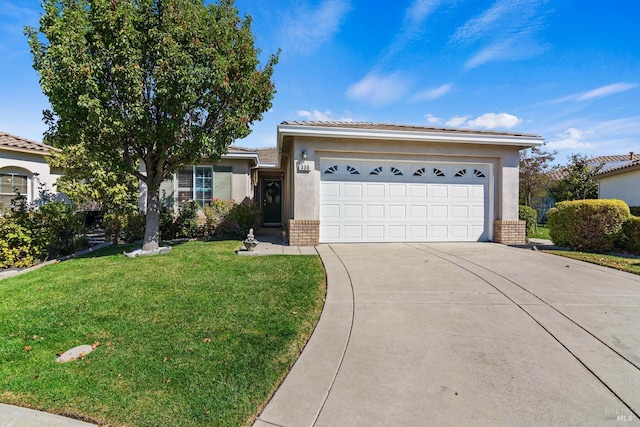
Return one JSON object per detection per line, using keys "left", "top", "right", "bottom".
{"left": 410, "top": 205, "right": 428, "bottom": 218}
{"left": 344, "top": 204, "right": 363, "bottom": 218}
{"left": 319, "top": 160, "right": 489, "bottom": 243}
{"left": 389, "top": 205, "right": 406, "bottom": 218}
{"left": 366, "top": 184, "right": 385, "bottom": 197}
{"left": 366, "top": 225, "right": 385, "bottom": 239}
{"left": 321, "top": 204, "right": 340, "bottom": 218}
{"left": 344, "top": 184, "right": 363, "bottom": 198}
{"left": 431, "top": 185, "right": 448, "bottom": 198}
{"left": 322, "top": 182, "right": 341, "bottom": 198}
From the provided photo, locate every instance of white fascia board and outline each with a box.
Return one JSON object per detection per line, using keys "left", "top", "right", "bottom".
{"left": 222, "top": 151, "right": 259, "bottom": 165}
{"left": 277, "top": 124, "right": 544, "bottom": 148}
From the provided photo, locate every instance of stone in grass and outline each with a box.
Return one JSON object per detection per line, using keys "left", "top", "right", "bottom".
{"left": 124, "top": 246, "right": 172, "bottom": 258}
{"left": 57, "top": 345, "right": 94, "bottom": 363}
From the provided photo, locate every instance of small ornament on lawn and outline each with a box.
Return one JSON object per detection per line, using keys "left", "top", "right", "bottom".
{"left": 56, "top": 344, "right": 94, "bottom": 363}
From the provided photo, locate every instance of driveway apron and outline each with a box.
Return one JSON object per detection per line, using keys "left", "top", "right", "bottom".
{"left": 255, "top": 243, "right": 640, "bottom": 427}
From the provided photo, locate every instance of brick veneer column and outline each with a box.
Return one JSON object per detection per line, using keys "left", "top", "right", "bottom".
{"left": 288, "top": 219, "right": 320, "bottom": 246}
{"left": 493, "top": 220, "right": 526, "bottom": 244}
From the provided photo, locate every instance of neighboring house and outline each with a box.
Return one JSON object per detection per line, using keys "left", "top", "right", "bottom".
{"left": 595, "top": 158, "right": 640, "bottom": 207}
{"left": 145, "top": 121, "right": 543, "bottom": 245}
{"left": 0, "top": 132, "right": 63, "bottom": 208}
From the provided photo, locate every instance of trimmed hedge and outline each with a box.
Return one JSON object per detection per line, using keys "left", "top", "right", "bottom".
{"left": 618, "top": 216, "right": 640, "bottom": 254}
{"left": 547, "top": 199, "right": 630, "bottom": 252}
{"left": 519, "top": 205, "right": 538, "bottom": 236}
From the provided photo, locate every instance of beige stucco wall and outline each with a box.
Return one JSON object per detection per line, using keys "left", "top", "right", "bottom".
{"left": 598, "top": 170, "right": 640, "bottom": 206}
{"left": 0, "top": 149, "right": 63, "bottom": 205}
{"left": 140, "top": 158, "right": 255, "bottom": 212}
{"left": 287, "top": 136, "right": 523, "bottom": 224}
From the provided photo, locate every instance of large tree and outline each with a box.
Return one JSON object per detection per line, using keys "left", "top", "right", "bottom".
{"left": 519, "top": 146, "right": 557, "bottom": 207}
{"left": 26, "top": 0, "right": 277, "bottom": 251}
{"left": 551, "top": 153, "right": 603, "bottom": 202}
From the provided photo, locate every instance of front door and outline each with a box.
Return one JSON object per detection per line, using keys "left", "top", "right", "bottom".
{"left": 262, "top": 179, "right": 282, "bottom": 225}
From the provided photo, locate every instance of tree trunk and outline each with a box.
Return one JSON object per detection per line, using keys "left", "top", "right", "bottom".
{"left": 143, "top": 186, "right": 161, "bottom": 251}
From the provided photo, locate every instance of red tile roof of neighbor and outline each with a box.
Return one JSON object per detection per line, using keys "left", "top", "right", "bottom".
{"left": 280, "top": 120, "right": 541, "bottom": 138}
{"left": 0, "top": 132, "right": 54, "bottom": 154}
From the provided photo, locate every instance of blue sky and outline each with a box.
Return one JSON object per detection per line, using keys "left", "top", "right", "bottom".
{"left": 1, "top": 0, "right": 639, "bottom": 162}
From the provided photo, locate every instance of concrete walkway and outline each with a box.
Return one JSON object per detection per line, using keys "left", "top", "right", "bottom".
{"left": 255, "top": 242, "right": 640, "bottom": 426}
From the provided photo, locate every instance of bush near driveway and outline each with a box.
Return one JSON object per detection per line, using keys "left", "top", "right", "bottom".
{"left": 547, "top": 199, "right": 630, "bottom": 252}
{"left": 618, "top": 216, "right": 640, "bottom": 254}
{"left": 519, "top": 205, "right": 538, "bottom": 237}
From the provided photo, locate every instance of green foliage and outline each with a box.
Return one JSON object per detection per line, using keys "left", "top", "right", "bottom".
{"left": 26, "top": 0, "right": 278, "bottom": 251}
{"left": 0, "top": 199, "right": 87, "bottom": 267}
{"left": 618, "top": 216, "right": 640, "bottom": 254}
{"left": 103, "top": 212, "right": 145, "bottom": 243}
{"left": 519, "top": 146, "right": 557, "bottom": 207}
{"left": 0, "top": 218, "right": 40, "bottom": 269}
{"left": 203, "top": 199, "right": 259, "bottom": 237}
{"left": 31, "top": 202, "right": 89, "bottom": 258}
{"left": 173, "top": 200, "right": 200, "bottom": 238}
{"left": 519, "top": 205, "right": 538, "bottom": 236}
{"left": 48, "top": 143, "right": 139, "bottom": 213}
{"left": 628, "top": 206, "right": 640, "bottom": 216}
{"left": 547, "top": 199, "right": 631, "bottom": 252}
{"left": 551, "top": 154, "right": 602, "bottom": 202}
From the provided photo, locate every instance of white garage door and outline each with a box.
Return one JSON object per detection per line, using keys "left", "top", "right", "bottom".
{"left": 319, "top": 159, "right": 490, "bottom": 243}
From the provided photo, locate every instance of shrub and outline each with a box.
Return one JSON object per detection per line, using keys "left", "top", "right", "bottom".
{"left": 617, "top": 216, "right": 640, "bottom": 254}
{"left": 629, "top": 206, "right": 640, "bottom": 216}
{"left": 0, "top": 219, "right": 40, "bottom": 268}
{"left": 203, "top": 199, "right": 260, "bottom": 238}
{"left": 547, "top": 199, "right": 631, "bottom": 252}
{"left": 32, "top": 201, "right": 88, "bottom": 258}
{"left": 104, "top": 212, "right": 145, "bottom": 243}
{"left": 173, "top": 200, "right": 200, "bottom": 238}
{"left": 519, "top": 205, "right": 538, "bottom": 236}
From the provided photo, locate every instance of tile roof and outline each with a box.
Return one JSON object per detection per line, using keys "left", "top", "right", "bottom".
{"left": 0, "top": 132, "right": 54, "bottom": 154}
{"left": 548, "top": 153, "right": 638, "bottom": 181}
{"left": 280, "top": 120, "right": 541, "bottom": 138}
{"left": 594, "top": 159, "right": 640, "bottom": 178}
{"left": 256, "top": 147, "right": 277, "bottom": 165}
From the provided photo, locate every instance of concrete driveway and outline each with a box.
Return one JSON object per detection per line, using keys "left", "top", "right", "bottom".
{"left": 255, "top": 243, "right": 640, "bottom": 426}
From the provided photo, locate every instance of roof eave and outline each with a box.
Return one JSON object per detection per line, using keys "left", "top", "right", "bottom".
{"left": 0, "top": 145, "right": 52, "bottom": 156}
{"left": 277, "top": 123, "right": 543, "bottom": 148}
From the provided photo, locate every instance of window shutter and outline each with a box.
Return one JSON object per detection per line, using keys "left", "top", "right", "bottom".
{"left": 213, "top": 166, "right": 232, "bottom": 200}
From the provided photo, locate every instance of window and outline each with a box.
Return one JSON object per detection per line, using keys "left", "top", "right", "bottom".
{"left": 391, "top": 167, "right": 403, "bottom": 176}
{"left": 347, "top": 165, "right": 360, "bottom": 175}
{"left": 433, "top": 168, "right": 445, "bottom": 177}
{"left": 474, "top": 169, "right": 486, "bottom": 178}
{"left": 454, "top": 168, "right": 467, "bottom": 177}
{"left": 0, "top": 173, "right": 28, "bottom": 207}
{"left": 175, "top": 166, "right": 232, "bottom": 208}
{"left": 413, "top": 167, "right": 426, "bottom": 176}
{"left": 324, "top": 165, "right": 339, "bottom": 175}
{"left": 369, "top": 166, "right": 383, "bottom": 175}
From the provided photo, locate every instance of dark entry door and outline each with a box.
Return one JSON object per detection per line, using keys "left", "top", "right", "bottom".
{"left": 263, "top": 180, "right": 282, "bottom": 225}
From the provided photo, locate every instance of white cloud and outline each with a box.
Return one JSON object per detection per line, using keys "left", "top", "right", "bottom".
{"left": 445, "top": 116, "right": 468, "bottom": 127}
{"left": 297, "top": 109, "right": 334, "bottom": 121}
{"left": 577, "top": 82, "right": 638, "bottom": 101}
{"left": 346, "top": 73, "right": 409, "bottom": 106}
{"left": 383, "top": 0, "right": 442, "bottom": 62}
{"left": 467, "top": 112, "right": 522, "bottom": 129}
{"left": 451, "top": 0, "right": 549, "bottom": 69}
{"left": 547, "top": 127, "right": 595, "bottom": 150}
{"left": 412, "top": 83, "right": 453, "bottom": 101}
{"left": 297, "top": 109, "right": 355, "bottom": 122}
{"left": 279, "top": 0, "right": 351, "bottom": 55}
{"left": 425, "top": 113, "right": 441, "bottom": 124}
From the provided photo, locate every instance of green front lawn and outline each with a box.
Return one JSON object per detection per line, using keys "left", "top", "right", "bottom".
{"left": 0, "top": 241, "right": 325, "bottom": 426}
{"left": 547, "top": 250, "right": 640, "bottom": 275}
{"left": 528, "top": 224, "right": 551, "bottom": 240}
